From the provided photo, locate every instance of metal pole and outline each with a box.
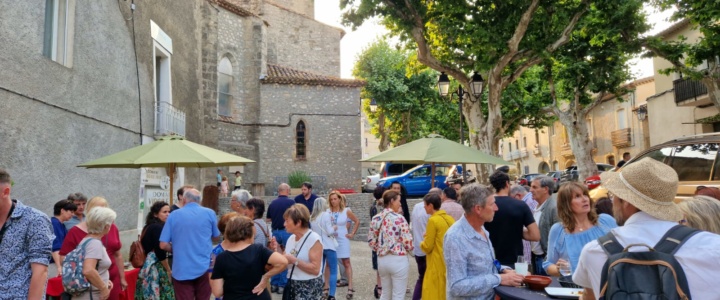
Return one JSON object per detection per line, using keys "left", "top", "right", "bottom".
{"left": 458, "top": 87, "right": 468, "bottom": 183}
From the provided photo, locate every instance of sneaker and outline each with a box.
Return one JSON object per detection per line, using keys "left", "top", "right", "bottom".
{"left": 277, "top": 286, "right": 285, "bottom": 294}
{"left": 271, "top": 285, "right": 278, "bottom": 293}
{"left": 337, "top": 280, "right": 349, "bottom": 287}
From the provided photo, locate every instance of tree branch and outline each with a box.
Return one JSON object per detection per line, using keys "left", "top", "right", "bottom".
{"left": 581, "top": 91, "right": 607, "bottom": 115}
{"left": 493, "top": 0, "right": 541, "bottom": 79}
{"left": 502, "top": 56, "right": 544, "bottom": 90}
{"left": 546, "top": 0, "right": 589, "bottom": 53}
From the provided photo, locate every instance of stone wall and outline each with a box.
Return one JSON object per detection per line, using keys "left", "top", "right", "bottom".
{"left": 258, "top": 85, "right": 362, "bottom": 193}
{"left": 0, "top": 0, "right": 169, "bottom": 230}
{"left": 266, "top": 0, "right": 314, "bottom": 18}
{"left": 263, "top": 2, "right": 342, "bottom": 77}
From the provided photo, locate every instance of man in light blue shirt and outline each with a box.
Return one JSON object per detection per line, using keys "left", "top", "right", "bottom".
{"left": 160, "top": 188, "right": 221, "bottom": 299}
{"left": 444, "top": 184, "right": 524, "bottom": 300}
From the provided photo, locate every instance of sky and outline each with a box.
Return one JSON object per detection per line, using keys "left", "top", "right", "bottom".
{"left": 314, "top": 1, "right": 676, "bottom": 80}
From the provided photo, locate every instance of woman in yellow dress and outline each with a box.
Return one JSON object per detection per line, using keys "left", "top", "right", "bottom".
{"left": 420, "top": 192, "right": 455, "bottom": 299}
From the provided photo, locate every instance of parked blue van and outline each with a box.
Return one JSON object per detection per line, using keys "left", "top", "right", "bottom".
{"left": 376, "top": 164, "right": 456, "bottom": 196}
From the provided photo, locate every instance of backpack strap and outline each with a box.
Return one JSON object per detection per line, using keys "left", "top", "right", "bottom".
{"left": 653, "top": 225, "right": 700, "bottom": 255}
{"left": 597, "top": 231, "right": 624, "bottom": 256}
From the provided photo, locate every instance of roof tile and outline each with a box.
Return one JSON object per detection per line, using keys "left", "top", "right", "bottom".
{"left": 263, "top": 64, "right": 365, "bottom": 88}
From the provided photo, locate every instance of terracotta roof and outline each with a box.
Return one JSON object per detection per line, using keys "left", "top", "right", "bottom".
{"left": 263, "top": 64, "right": 365, "bottom": 88}
{"left": 218, "top": 115, "right": 234, "bottom": 122}
{"left": 212, "top": 0, "right": 255, "bottom": 17}
{"left": 655, "top": 19, "right": 690, "bottom": 39}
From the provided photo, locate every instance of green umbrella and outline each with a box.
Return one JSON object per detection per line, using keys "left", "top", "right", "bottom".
{"left": 360, "top": 135, "right": 510, "bottom": 165}
{"left": 360, "top": 135, "right": 511, "bottom": 186}
{"left": 78, "top": 136, "right": 254, "bottom": 204}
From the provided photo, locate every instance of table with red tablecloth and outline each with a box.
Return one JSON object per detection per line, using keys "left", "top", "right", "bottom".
{"left": 47, "top": 268, "right": 139, "bottom": 300}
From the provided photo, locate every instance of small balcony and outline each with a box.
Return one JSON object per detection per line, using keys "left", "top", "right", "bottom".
{"left": 155, "top": 101, "right": 186, "bottom": 137}
{"left": 611, "top": 128, "right": 632, "bottom": 148}
{"left": 532, "top": 145, "right": 541, "bottom": 156}
{"left": 520, "top": 148, "right": 529, "bottom": 158}
{"left": 674, "top": 77, "right": 710, "bottom": 107}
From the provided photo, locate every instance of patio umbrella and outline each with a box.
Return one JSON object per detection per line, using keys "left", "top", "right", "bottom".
{"left": 360, "top": 135, "right": 511, "bottom": 186}
{"left": 78, "top": 136, "right": 255, "bottom": 205}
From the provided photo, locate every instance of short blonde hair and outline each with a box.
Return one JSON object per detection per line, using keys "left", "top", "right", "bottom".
{"left": 283, "top": 204, "right": 311, "bottom": 229}
{"left": 678, "top": 196, "right": 720, "bottom": 234}
{"left": 86, "top": 207, "right": 117, "bottom": 234}
{"left": 86, "top": 196, "right": 109, "bottom": 214}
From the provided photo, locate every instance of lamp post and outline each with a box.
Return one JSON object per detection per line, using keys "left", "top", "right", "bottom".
{"left": 438, "top": 71, "right": 484, "bottom": 183}
{"left": 437, "top": 72, "right": 484, "bottom": 144}
{"left": 635, "top": 105, "right": 647, "bottom": 121}
{"left": 369, "top": 98, "right": 378, "bottom": 112}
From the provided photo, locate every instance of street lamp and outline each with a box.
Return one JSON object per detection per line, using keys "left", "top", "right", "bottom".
{"left": 437, "top": 72, "right": 485, "bottom": 144}
{"left": 438, "top": 71, "right": 484, "bottom": 183}
{"left": 635, "top": 105, "right": 647, "bottom": 121}
{"left": 369, "top": 98, "right": 378, "bottom": 112}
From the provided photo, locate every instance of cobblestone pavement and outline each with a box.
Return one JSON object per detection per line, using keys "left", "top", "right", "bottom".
{"left": 272, "top": 239, "right": 420, "bottom": 300}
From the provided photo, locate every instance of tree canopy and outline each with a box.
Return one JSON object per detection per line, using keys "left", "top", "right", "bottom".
{"left": 354, "top": 40, "right": 461, "bottom": 149}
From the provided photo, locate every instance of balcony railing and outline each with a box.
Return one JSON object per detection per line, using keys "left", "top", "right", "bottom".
{"left": 520, "top": 148, "right": 529, "bottom": 158}
{"left": 674, "top": 78, "right": 709, "bottom": 106}
{"left": 611, "top": 128, "right": 632, "bottom": 148}
{"left": 155, "top": 101, "right": 186, "bottom": 137}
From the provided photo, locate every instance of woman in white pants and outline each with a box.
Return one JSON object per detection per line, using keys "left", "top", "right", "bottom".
{"left": 368, "top": 190, "right": 413, "bottom": 300}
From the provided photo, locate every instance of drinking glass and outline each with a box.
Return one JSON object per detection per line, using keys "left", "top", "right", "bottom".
{"left": 515, "top": 255, "right": 529, "bottom": 276}
{"left": 558, "top": 260, "right": 572, "bottom": 276}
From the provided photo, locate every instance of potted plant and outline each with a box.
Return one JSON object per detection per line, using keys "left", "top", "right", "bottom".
{"left": 288, "top": 170, "right": 311, "bottom": 195}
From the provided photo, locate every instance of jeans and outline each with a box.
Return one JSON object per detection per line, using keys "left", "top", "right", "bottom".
{"left": 412, "top": 255, "right": 426, "bottom": 300}
{"left": 532, "top": 253, "right": 548, "bottom": 276}
{"left": 378, "top": 255, "right": 409, "bottom": 300}
{"left": 323, "top": 249, "right": 338, "bottom": 297}
{"left": 271, "top": 229, "right": 291, "bottom": 287}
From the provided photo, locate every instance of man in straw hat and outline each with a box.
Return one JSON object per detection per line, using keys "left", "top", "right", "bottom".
{"left": 572, "top": 158, "right": 720, "bottom": 300}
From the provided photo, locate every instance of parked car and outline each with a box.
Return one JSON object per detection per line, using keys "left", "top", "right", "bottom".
{"left": 590, "top": 133, "right": 720, "bottom": 201}
{"left": 363, "top": 173, "right": 381, "bottom": 192}
{"left": 516, "top": 173, "right": 542, "bottom": 186}
{"left": 546, "top": 171, "right": 563, "bottom": 192}
{"left": 376, "top": 164, "right": 455, "bottom": 196}
{"left": 559, "top": 164, "right": 613, "bottom": 185}
{"left": 379, "top": 162, "right": 419, "bottom": 178}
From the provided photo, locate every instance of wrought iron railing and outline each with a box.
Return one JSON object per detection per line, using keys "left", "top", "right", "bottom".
{"left": 674, "top": 78, "right": 708, "bottom": 104}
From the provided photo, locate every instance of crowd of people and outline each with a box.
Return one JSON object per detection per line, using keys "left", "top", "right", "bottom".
{"left": 366, "top": 158, "right": 720, "bottom": 300}
{"left": 4, "top": 159, "right": 720, "bottom": 300}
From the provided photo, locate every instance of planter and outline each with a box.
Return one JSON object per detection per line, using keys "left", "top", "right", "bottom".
{"left": 290, "top": 188, "right": 303, "bottom": 196}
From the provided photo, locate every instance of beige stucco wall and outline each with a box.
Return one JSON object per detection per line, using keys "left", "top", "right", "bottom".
{"left": 588, "top": 79, "right": 654, "bottom": 164}
{"left": 648, "top": 23, "right": 714, "bottom": 146}
{"left": 500, "top": 125, "right": 553, "bottom": 174}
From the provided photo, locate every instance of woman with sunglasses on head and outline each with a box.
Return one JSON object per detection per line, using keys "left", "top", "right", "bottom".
{"left": 543, "top": 182, "right": 617, "bottom": 276}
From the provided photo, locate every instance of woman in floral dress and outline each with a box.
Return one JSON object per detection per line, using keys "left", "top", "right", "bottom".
{"left": 367, "top": 190, "right": 413, "bottom": 300}
{"left": 135, "top": 201, "right": 175, "bottom": 300}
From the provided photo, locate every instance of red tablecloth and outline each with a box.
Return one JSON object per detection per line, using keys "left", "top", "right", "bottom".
{"left": 47, "top": 268, "right": 140, "bottom": 300}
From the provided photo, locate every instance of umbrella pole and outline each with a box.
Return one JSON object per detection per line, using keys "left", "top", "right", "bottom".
{"left": 431, "top": 163, "right": 435, "bottom": 188}
{"left": 462, "top": 163, "right": 467, "bottom": 183}
{"left": 169, "top": 163, "right": 175, "bottom": 206}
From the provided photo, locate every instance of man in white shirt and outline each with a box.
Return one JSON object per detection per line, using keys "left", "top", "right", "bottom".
{"left": 573, "top": 158, "right": 720, "bottom": 300}
{"left": 409, "top": 188, "right": 439, "bottom": 300}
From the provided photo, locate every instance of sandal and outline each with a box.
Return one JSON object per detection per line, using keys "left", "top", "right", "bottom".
{"left": 346, "top": 288, "right": 355, "bottom": 299}
{"left": 373, "top": 285, "right": 381, "bottom": 299}
{"left": 323, "top": 288, "right": 329, "bottom": 297}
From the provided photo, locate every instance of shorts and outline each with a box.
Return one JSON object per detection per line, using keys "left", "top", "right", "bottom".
{"left": 372, "top": 250, "right": 378, "bottom": 270}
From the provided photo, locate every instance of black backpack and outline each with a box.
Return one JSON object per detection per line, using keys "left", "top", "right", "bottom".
{"left": 598, "top": 225, "right": 700, "bottom": 300}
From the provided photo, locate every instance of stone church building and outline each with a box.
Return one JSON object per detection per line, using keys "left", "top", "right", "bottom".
{"left": 199, "top": 0, "right": 364, "bottom": 194}
{"left": 0, "top": 0, "right": 361, "bottom": 242}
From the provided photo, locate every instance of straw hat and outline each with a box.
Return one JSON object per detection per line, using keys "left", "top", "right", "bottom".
{"left": 600, "top": 157, "right": 682, "bottom": 221}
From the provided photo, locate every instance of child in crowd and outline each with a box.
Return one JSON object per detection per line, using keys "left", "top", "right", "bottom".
{"left": 220, "top": 176, "right": 229, "bottom": 197}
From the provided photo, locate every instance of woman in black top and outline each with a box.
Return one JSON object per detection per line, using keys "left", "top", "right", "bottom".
{"left": 135, "top": 201, "right": 175, "bottom": 300}
{"left": 211, "top": 216, "right": 287, "bottom": 300}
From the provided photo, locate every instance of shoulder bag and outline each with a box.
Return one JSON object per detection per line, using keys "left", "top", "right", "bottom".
{"left": 129, "top": 226, "right": 149, "bottom": 268}
{"left": 282, "top": 232, "right": 312, "bottom": 300}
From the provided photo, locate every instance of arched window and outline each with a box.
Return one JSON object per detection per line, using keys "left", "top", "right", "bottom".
{"left": 218, "top": 57, "right": 233, "bottom": 117}
{"left": 296, "top": 121, "right": 306, "bottom": 160}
